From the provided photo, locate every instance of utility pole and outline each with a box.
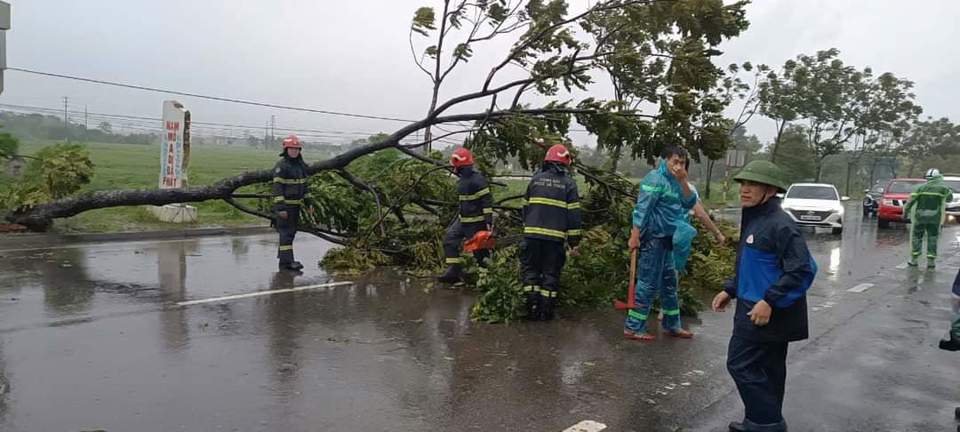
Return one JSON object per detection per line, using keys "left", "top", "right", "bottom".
{"left": 62, "top": 96, "right": 69, "bottom": 141}
{"left": 264, "top": 120, "right": 269, "bottom": 150}
{"left": 84, "top": 104, "right": 88, "bottom": 141}
{"left": 270, "top": 114, "right": 276, "bottom": 143}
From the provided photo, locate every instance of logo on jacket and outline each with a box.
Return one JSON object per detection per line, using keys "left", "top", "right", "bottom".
{"left": 746, "top": 234, "right": 755, "bottom": 244}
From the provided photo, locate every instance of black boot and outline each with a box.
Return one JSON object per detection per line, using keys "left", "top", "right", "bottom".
{"left": 289, "top": 261, "right": 304, "bottom": 271}
{"left": 940, "top": 334, "right": 960, "bottom": 351}
{"left": 728, "top": 422, "right": 747, "bottom": 432}
{"left": 279, "top": 261, "right": 303, "bottom": 272}
{"left": 473, "top": 250, "right": 491, "bottom": 268}
{"left": 525, "top": 291, "right": 540, "bottom": 320}
{"left": 540, "top": 297, "right": 556, "bottom": 321}
{"left": 437, "top": 265, "right": 463, "bottom": 284}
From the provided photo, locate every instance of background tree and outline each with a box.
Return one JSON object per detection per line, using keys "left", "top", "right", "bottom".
{"left": 899, "top": 117, "right": 960, "bottom": 177}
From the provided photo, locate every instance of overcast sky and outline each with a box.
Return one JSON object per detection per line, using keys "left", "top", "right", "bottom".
{"left": 2, "top": 0, "right": 959, "bottom": 146}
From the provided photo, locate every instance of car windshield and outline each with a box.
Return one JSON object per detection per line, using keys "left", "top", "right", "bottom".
{"left": 944, "top": 180, "right": 960, "bottom": 193}
{"left": 887, "top": 181, "right": 922, "bottom": 194}
{"left": 786, "top": 185, "right": 838, "bottom": 200}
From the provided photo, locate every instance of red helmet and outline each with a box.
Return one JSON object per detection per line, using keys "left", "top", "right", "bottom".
{"left": 282, "top": 135, "right": 302, "bottom": 149}
{"left": 544, "top": 144, "right": 572, "bottom": 165}
{"left": 450, "top": 147, "right": 475, "bottom": 168}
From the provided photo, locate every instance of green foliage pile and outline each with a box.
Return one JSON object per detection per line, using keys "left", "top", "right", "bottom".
{"left": 1, "top": 143, "right": 94, "bottom": 211}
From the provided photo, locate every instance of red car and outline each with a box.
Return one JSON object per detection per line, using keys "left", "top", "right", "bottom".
{"left": 877, "top": 178, "right": 926, "bottom": 228}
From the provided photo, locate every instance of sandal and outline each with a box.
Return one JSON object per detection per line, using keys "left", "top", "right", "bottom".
{"left": 623, "top": 330, "right": 656, "bottom": 341}
{"left": 665, "top": 329, "right": 694, "bottom": 339}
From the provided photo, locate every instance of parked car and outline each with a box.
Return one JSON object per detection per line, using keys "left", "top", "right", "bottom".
{"left": 877, "top": 178, "right": 925, "bottom": 228}
{"left": 781, "top": 183, "right": 848, "bottom": 235}
{"left": 942, "top": 175, "right": 960, "bottom": 223}
{"left": 862, "top": 182, "right": 885, "bottom": 217}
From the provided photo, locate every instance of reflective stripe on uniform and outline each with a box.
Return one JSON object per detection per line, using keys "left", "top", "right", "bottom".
{"left": 567, "top": 202, "right": 581, "bottom": 210}
{"left": 627, "top": 309, "right": 647, "bottom": 320}
{"left": 662, "top": 308, "right": 680, "bottom": 316}
{"left": 273, "top": 177, "right": 308, "bottom": 185}
{"left": 538, "top": 288, "right": 557, "bottom": 298}
{"left": 567, "top": 229, "right": 582, "bottom": 237}
{"left": 459, "top": 188, "right": 490, "bottom": 201}
{"left": 278, "top": 245, "right": 293, "bottom": 251}
{"left": 273, "top": 196, "right": 285, "bottom": 203}
{"left": 446, "top": 257, "right": 463, "bottom": 264}
{"left": 641, "top": 184, "right": 678, "bottom": 199}
{"left": 523, "top": 285, "right": 538, "bottom": 292}
{"left": 283, "top": 199, "right": 303, "bottom": 206}
{"left": 523, "top": 226, "right": 567, "bottom": 239}
{"left": 528, "top": 197, "right": 567, "bottom": 208}
{"left": 460, "top": 215, "right": 486, "bottom": 223}
{"left": 483, "top": 208, "right": 494, "bottom": 214}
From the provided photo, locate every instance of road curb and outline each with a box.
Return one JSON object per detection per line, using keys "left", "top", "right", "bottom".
{"left": 0, "top": 225, "right": 273, "bottom": 250}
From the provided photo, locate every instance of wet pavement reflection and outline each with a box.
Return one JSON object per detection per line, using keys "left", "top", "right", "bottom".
{"left": 0, "top": 207, "right": 956, "bottom": 431}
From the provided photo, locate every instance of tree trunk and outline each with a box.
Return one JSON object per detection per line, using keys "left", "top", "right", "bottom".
{"left": 423, "top": 84, "right": 441, "bottom": 153}
{"left": 609, "top": 145, "right": 623, "bottom": 173}
{"left": 704, "top": 159, "right": 715, "bottom": 200}
{"left": 815, "top": 159, "right": 824, "bottom": 182}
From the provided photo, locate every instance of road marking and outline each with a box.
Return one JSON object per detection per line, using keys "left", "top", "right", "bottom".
{"left": 562, "top": 420, "right": 607, "bottom": 432}
{"left": 176, "top": 281, "right": 354, "bottom": 306}
{"left": 847, "top": 283, "right": 875, "bottom": 293}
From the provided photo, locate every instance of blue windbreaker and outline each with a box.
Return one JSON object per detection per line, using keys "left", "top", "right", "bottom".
{"left": 632, "top": 160, "right": 698, "bottom": 237}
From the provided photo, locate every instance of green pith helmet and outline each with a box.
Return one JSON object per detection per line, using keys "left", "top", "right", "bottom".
{"left": 732, "top": 160, "right": 789, "bottom": 192}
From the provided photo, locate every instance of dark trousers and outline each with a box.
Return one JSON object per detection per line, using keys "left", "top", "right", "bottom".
{"left": 276, "top": 206, "right": 300, "bottom": 264}
{"left": 727, "top": 335, "right": 789, "bottom": 429}
{"left": 520, "top": 237, "right": 566, "bottom": 319}
{"left": 443, "top": 220, "right": 484, "bottom": 265}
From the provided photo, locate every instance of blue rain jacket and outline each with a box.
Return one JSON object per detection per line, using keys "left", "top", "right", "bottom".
{"left": 632, "top": 160, "right": 698, "bottom": 238}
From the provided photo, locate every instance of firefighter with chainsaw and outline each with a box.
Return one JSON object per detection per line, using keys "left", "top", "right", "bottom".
{"left": 903, "top": 168, "right": 954, "bottom": 268}
{"left": 273, "top": 135, "right": 310, "bottom": 271}
{"left": 521, "top": 143, "right": 582, "bottom": 321}
{"left": 438, "top": 147, "right": 494, "bottom": 285}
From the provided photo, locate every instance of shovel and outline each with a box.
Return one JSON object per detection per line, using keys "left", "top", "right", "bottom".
{"left": 613, "top": 248, "right": 637, "bottom": 310}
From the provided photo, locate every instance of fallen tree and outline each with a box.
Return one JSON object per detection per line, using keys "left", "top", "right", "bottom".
{"left": 4, "top": 0, "right": 749, "bottom": 321}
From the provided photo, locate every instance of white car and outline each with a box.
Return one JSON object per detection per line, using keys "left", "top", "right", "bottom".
{"left": 781, "top": 183, "right": 848, "bottom": 235}
{"left": 942, "top": 175, "right": 960, "bottom": 222}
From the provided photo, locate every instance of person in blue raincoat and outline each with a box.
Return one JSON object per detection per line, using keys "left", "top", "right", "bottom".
{"left": 712, "top": 160, "right": 817, "bottom": 432}
{"left": 624, "top": 146, "right": 698, "bottom": 341}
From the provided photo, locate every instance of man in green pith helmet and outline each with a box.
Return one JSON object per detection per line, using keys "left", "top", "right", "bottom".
{"left": 903, "top": 168, "right": 954, "bottom": 268}
{"left": 712, "top": 160, "right": 818, "bottom": 432}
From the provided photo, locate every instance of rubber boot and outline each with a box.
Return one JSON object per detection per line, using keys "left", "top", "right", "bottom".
{"left": 473, "top": 250, "right": 491, "bottom": 268}
{"left": 279, "top": 261, "right": 303, "bottom": 271}
{"left": 928, "top": 259, "right": 937, "bottom": 269}
{"left": 540, "top": 297, "right": 556, "bottom": 321}
{"left": 525, "top": 291, "right": 540, "bottom": 320}
{"left": 437, "top": 264, "right": 463, "bottom": 284}
{"left": 940, "top": 334, "right": 960, "bottom": 351}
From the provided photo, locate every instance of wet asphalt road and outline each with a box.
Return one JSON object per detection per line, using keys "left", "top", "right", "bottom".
{"left": 0, "top": 204, "right": 957, "bottom": 432}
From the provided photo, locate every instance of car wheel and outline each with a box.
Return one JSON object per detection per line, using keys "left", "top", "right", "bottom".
{"left": 832, "top": 226, "right": 843, "bottom": 235}
{"left": 878, "top": 219, "right": 890, "bottom": 229}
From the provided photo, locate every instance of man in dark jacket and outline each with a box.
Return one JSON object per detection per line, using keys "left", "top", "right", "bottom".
{"left": 273, "top": 135, "right": 310, "bottom": 271}
{"left": 712, "top": 160, "right": 818, "bottom": 432}
{"left": 438, "top": 147, "right": 494, "bottom": 284}
{"left": 942, "top": 270, "right": 960, "bottom": 351}
{"left": 521, "top": 143, "right": 582, "bottom": 321}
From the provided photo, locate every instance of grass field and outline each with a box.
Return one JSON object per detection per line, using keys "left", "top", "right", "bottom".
{"left": 18, "top": 141, "right": 282, "bottom": 233}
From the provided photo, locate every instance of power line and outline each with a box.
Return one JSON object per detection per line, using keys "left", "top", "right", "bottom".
{"left": 0, "top": 103, "right": 384, "bottom": 138}
{"left": 8, "top": 66, "right": 417, "bottom": 123}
